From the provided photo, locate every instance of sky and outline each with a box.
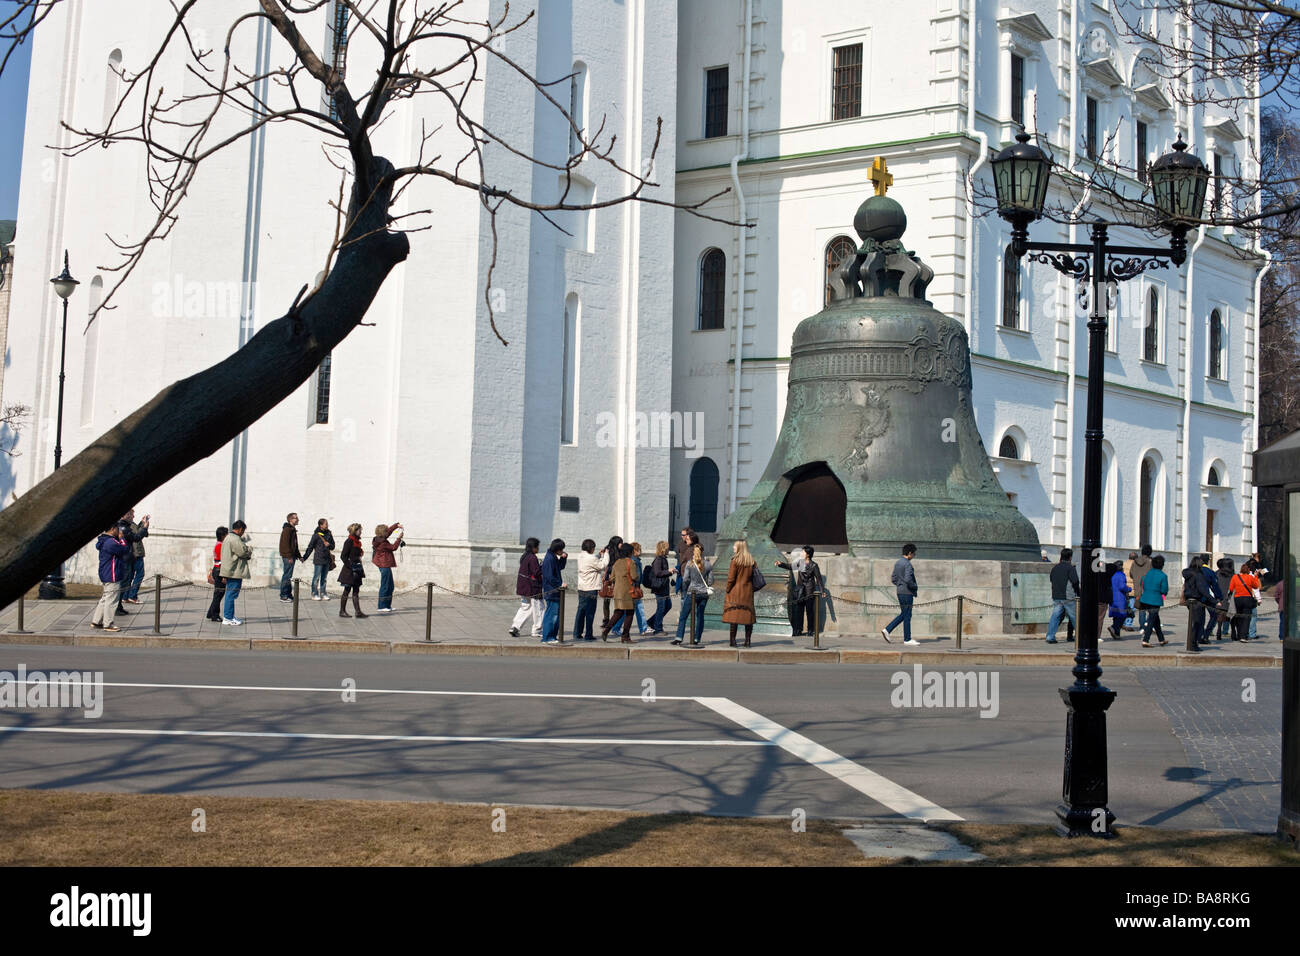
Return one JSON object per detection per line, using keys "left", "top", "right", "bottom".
{"left": 0, "top": 37, "right": 31, "bottom": 221}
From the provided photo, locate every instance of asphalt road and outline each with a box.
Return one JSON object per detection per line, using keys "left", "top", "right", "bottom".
{"left": 0, "top": 644, "right": 1282, "bottom": 830}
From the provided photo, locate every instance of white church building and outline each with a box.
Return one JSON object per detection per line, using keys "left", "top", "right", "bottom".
{"left": 671, "top": 0, "right": 1266, "bottom": 567}
{"left": 1, "top": 0, "right": 1266, "bottom": 591}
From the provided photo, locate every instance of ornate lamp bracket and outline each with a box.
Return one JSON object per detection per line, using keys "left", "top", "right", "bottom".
{"left": 1028, "top": 250, "right": 1089, "bottom": 280}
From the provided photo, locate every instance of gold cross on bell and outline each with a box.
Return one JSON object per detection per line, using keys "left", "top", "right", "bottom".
{"left": 870, "top": 156, "right": 893, "bottom": 196}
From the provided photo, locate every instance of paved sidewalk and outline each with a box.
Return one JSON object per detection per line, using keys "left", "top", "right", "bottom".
{"left": 1, "top": 581, "right": 1284, "bottom": 665}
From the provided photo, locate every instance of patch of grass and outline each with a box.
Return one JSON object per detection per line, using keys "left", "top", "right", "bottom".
{"left": 939, "top": 823, "right": 1300, "bottom": 867}
{"left": 1, "top": 790, "right": 1296, "bottom": 866}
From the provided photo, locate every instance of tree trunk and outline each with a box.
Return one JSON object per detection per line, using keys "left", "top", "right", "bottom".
{"left": 0, "top": 158, "right": 409, "bottom": 609}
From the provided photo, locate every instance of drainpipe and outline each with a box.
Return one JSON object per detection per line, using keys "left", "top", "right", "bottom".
{"left": 726, "top": 0, "right": 752, "bottom": 512}
{"left": 1063, "top": 0, "right": 1080, "bottom": 548}
{"left": 1250, "top": 12, "right": 1274, "bottom": 555}
{"left": 1179, "top": 10, "right": 1205, "bottom": 572}
{"left": 962, "top": 0, "right": 986, "bottom": 341}
{"left": 1252, "top": 249, "right": 1272, "bottom": 554}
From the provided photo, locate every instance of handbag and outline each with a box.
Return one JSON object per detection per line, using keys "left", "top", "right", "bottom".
{"left": 599, "top": 563, "right": 615, "bottom": 599}
{"left": 626, "top": 560, "right": 643, "bottom": 602}
{"left": 751, "top": 565, "right": 767, "bottom": 591}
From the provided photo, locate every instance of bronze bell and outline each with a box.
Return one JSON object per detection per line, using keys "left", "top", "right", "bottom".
{"left": 717, "top": 191, "right": 1041, "bottom": 563}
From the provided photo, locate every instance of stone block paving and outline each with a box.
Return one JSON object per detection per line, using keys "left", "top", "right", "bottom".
{"left": 1132, "top": 668, "right": 1283, "bottom": 832}
{"left": 0, "top": 578, "right": 1284, "bottom": 664}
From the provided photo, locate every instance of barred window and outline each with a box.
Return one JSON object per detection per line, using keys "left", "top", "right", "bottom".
{"left": 698, "top": 249, "right": 725, "bottom": 330}
{"left": 705, "top": 67, "right": 728, "bottom": 138}
{"left": 1144, "top": 287, "right": 1159, "bottom": 362}
{"left": 824, "top": 235, "right": 856, "bottom": 306}
{"left": 1085, "top": 97, "right": 1098, "bottom": 160}
{"left": 831, "top": 44, "right": 863, "bottom": 120}
{"left": 1010, "top": 54, "right": 1024, "bottom": 126}
{"left": 1209, "top": 310, "right": 1223, "bottom": 379}
{"left": 314, "top": 353, "right": 332, "bottom": 425}
{"left": 1001, "top": 245, "right": 1021, "bottom": 329}
{"left": 328, "top": 1, "right": 350, "bottom": 122}
{"left": 1136, "top": 121, "right": 1149, "bottom": 183}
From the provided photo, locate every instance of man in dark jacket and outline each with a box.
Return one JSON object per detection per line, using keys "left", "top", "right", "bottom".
{"left": 540, "top": 539, "right": 567, "bottom": 644}
{"left": 1130, "top": 545, "right": 1153, "bottom": 630}
{"left": 92, "top": 524, "right": 130, "bottom": 631}
{"left": 881, "top": 544, "right": 919, "bottom": 645}
{"left": 118, "top": 509, "right": 150, "bottom": 608}
{"left": 1182, "top": 555, "right": 1213, "bottom": 651}
{"left": 510, "top": 538, "right": 543, "bottom": 638}
{"left": 1045, "top": 548, "right": 1080, "bottom": 644}
{"left": 278, "top": 513, "right": 304, "bottom": 603}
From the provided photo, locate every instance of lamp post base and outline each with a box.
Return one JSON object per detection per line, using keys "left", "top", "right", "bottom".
{"left": 38, "top": 566, "right": 66, "bottom": 600}
{"left": 1056, "top": 685, "right": 1118, "bottom": 838}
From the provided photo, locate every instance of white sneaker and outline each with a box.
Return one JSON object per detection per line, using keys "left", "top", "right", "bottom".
{"left": 903, "top": 638, "right": 920, "bottom": 646}
{"left": 881, "top": 628, "right": 892, "bottom": 644}
{"left": 223, "top": 618, "right": 243, "bottom": 626}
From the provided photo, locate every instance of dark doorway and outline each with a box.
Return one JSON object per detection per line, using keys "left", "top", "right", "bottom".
{"left": 689, "top": 457, "right": 720, "bottom": 532}
{"left": 771, "top": 462, "right": 849, "bottom": 551}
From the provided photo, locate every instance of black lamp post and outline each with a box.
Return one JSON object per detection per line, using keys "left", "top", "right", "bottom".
{"left": 991, "top": 132, "right": 1209, "bottom": 837}
{"left": 37, "top": 251, "right": 79, "bottom": 600}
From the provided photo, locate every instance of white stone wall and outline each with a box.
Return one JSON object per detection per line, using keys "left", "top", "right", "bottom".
{"left": 4, "top": 0, "right": 677, "bottom": 590}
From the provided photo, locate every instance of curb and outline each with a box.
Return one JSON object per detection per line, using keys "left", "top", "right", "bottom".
{"left": 0, "top": 632, "right": 1283, "bottom": 666}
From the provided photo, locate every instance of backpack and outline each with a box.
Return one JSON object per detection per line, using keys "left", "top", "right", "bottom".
{"left": 641, "top": 564, "right": 655, "bottom": 588}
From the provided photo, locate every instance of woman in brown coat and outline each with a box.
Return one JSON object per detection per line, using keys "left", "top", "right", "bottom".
{"left": 601, "top": 544, "right": 639, "bottom": 643}
{"left": 723, "top": 540, "right": 757, "bottom": 647}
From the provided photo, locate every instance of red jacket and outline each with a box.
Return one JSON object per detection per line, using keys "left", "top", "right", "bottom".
{"left": 372, "top": 533, "right": 401, "bottom": 568}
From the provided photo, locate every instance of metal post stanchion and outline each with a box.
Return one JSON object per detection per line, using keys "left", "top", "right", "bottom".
{"left": 292, "top": 579, "right": 300, "bottom": 638}
{"left": 424, "top": 582, "right": 434, "bottom": 642}
{"left": 15, "top": 596, "right": 28, "bottom": 633}
{"left": 153, "top": 574, "right": 162, "bottom": 635}
{"left": 813, "top": 592, "right": 822, "bottom": 649}
{"left": 956, "top": 595, "right": 964, "bottom": 649}
{"left": 558, "top": 587, "right": 567, "bottom": 644}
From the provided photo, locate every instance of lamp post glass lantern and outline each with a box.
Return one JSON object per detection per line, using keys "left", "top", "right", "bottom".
{"left": 38, "top": 251, "right": 79, "bottom": 600}
{"left": 992, "top": 133, "right": 1208, "bottom": 837}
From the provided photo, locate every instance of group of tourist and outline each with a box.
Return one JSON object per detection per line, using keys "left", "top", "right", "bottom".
{"left": 1042, "top": 544, "right": 1282, "bottom": 647}
{"left": 510, "top": 526, "right": 806, "bottom": 647}
{"left": 91, "top": 510, "right": 407, "bottom": 629}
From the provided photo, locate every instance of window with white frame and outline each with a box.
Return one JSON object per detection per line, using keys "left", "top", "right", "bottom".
{"left": 1001, "top": 245, "right": 1023, "bottom": 330}
{"left": 698, "top": 249, "right": 726, "bottom": 330}
{"left": 704, "top": 66, "right": 728, "bottom": 138}
{"left": 831, "top": 43, "right": 863, "bottom": 120}
{"left": 1143, "top": 284, "right": 1161, "bottom": 363}
{"left": 1208, "top": 308, "right": 1225, "bottom": 380}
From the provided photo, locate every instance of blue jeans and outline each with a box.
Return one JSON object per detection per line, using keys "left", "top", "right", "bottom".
{"left": 634, "top": 600, "right": 647, "bottom": 632}
{"left": 312, "top": 564, "right": 328, "bottom": 596}
{"left": 378, "top": 567, "right": 394, "bottom": 609}
{"left": 676, "top": 593, "right": 708, "bottom": 643}
{"left": 885, "top": 593, "right": 914, "bottom": 641}
{"left": 1045, "top": 598, "right": 1076, "bottom": 642}
{"left": 280, "top": 558, "right": 296, "bottom": 599}
{"left": 542, "top": 597, "right": 562, "bottom": 641}
{"left": 1248, "top": 606, "right": 1258, "bottom": 640}
{"left": 573, "top": 591, "right": 597, "bottom": 640}
{"left": 123, "top": 556, "right": 144, "bottom": 600}
{"left": 649, "top": 595, "right": 671, "bottom": 632}
{"left": 223, "top": 578, "right": 243, "bottom": 620}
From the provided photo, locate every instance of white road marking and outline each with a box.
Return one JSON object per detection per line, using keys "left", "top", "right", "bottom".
{"left": 0, "top": 725, "right": 773, "bottom": 747}
{"left": 694, "top": 697, "right": 962, "bottom": 822}
{"left": 84, "top": 681, "right": 696, "bottom": 701}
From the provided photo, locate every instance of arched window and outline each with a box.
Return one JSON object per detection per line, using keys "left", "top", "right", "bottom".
{"left": 1139, "top": 457, "right": 1154, "bottom": 549}
{"left": 698, "top": 249, "right": 725, "bottom": 330}
{"left": 569, "top": 61, "right": 588, "bottom": 157}
{"left": 689, "top": 457, "right": 720, "bottom": 533}
{"left": 80, "top": 277, "right": 103, "bottom": 427}
{"left": 1144, "top": 286, "right": 1160, "bottom": 362}
{"left": 104, "top": 50, "right": 122, "bottom": 128}
{"left": 1001, "top": 245, "right": 1021, "bottom": 329}
{"left": 1207, "top": 465, "right": 1221, "bottom": 486}
{"left": 998, "top": 435, "right": 1019, "bottom": 459}
{"left": 561, "top": 293, "right": 579, "bottom": 443}
{"left": 824, "top": 235, "right": 856, "bottom": 305}
{"left": 1209, "top": 309, "right": 1223, "bottom": 379}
